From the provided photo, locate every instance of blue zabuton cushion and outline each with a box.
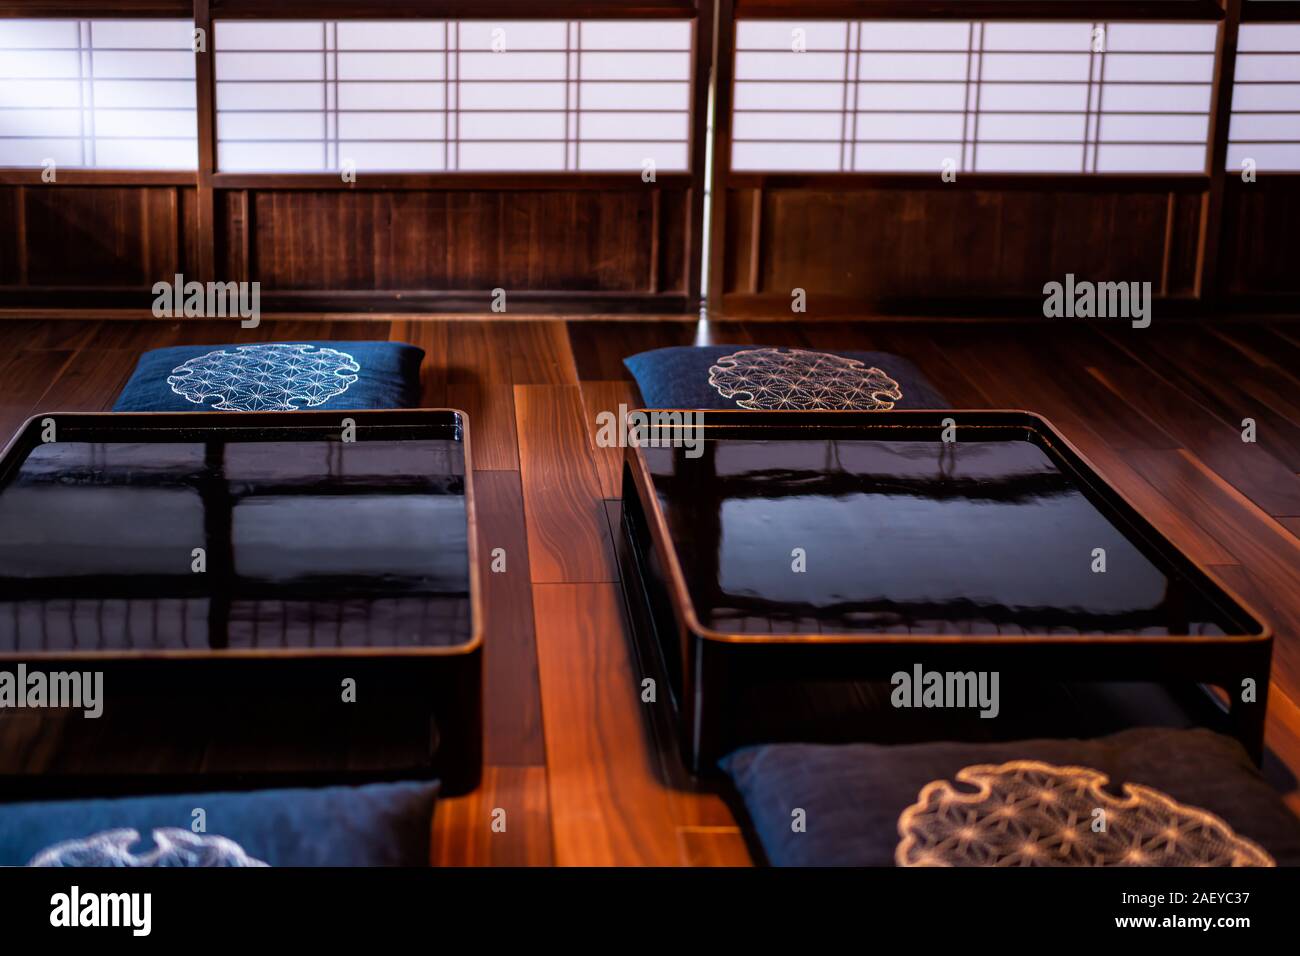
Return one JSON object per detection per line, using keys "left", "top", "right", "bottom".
{"left": 113, "top": 341, "right": 424, "bottom": 412}
{"left": 721, "top": 728, "right": 1300, "bottom": 867}
{"left": 623, "top": 345, "right": 948, "bottom": 410}
{"left": 0, "top": 780, "right": 438, "bottom": 867}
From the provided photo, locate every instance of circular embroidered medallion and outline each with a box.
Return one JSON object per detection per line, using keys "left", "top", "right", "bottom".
{"left": 707, "top": 348, "right": 903, "bottom": 410}
{"left": 167, "top": 343, "right": 360, "bottom": 411}
{"left": 895, "top": 760, "right": 1274, "bottom": 867}
{"left": 30, "top": 827, "right": 268, "bottom": 867}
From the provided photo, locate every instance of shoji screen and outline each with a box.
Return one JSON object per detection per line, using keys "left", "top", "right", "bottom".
{"left": 214, "top": 19, "right": 692, "bottom": 173}
{"left": 0, "top": 18, "right": 196, "bottom": 169}
{"left": 730, "top": 20, "right": 1217, "bottom": 173}
{"left": 1229, "top": 23, "right": 1300, "bottom": 171}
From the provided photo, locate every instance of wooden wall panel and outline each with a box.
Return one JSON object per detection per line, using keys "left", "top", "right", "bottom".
{"left": 5, "top": 186, "right": 192, "bottom": 290}
{"left": 720, "top": 185, "right": 1205, "bottom": 311}
{"left": 1167, "top": 192, "right": 1204, "bottom": 298}
{"left": 227, "top": 188, "right": 685, "bottom": 296}
{"left": 656, "top": 186, "right": 690, "bottom": 294}
{"left": 0, "top": 189, "right": 19, "bottom": 286}
{"left": 1219, "top": 178, "right": 1300, "bottom": 297}
{"left": 178, "top": 186, "right": 199, "bottom": 284}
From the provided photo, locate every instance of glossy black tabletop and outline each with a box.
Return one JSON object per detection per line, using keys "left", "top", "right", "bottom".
{"left": 643, "top": 435, "right": 1249, "bottom": 637}
{"left": 0, "top": 436, "right": 471, "bottom": 651}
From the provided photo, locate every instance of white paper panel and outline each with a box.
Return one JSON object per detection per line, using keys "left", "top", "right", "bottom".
{"left": 732, "top": 19, "right": 1216, "bottom": 173}
{"left": 736, "top": 21, "right": 849, "bottom": 51}
{"left": 0, "top": 20, "right": 79, "bottom": 48}
{"left": 1230, "top": 25, "right": 1300, "bottom": 171}
{"left": 0, "top": 18, "right": 196, "bottom": 169}
{"left": 734, "top": 111, "right": 843, "bottom": 141}
{"left": 216, "top": 19, "right": 690, "bottom": 172}
{"left": 855, "top": 141, "right": 963, "bottom": 171}
{"left": 1096, "top": 143, "right": 1206, "bottom": 172}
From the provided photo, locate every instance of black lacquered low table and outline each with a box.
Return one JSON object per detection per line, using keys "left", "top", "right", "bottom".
{"left": 617, "top": 410, "right": 1271, "bottom": 773}
{"left": 0, "top": 410, "right": 481, "bottom": 797}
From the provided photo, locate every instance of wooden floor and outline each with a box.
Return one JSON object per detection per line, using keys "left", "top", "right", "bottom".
{"left": 3, "top": 316, "right": 1300, "bottom": 866}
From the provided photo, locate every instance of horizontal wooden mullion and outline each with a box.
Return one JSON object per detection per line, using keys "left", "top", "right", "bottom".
{"left": 0, "top": 1, "right": 190, "bottom": 15}
{"left": 0, "top": 169, "right": 197, "bottom": 186}
{"left": 714, "top": 291, "right": 1300, "bottom": 319}
{"left": 0, "top": 1, "right": 705, "bottom": 18}
{"left": 261, "top": 291, "right": 693, "bottom": 314}
{"left": 723, "top": 172, "right": 1212, "bottom": 193}
{"left": 210, "top": 1, "right": 701, "bottom": 19}
{"left": 0, "top": 288, "right": 695, "bottom": 315}
{"left": 212, "top": 172, "right": 694, "bottom": 191}
{"left": 1242, "top": 1, "right": 1300, "bottom": 21}
{"left": 0, "top": 171, "right": 697, "bottom": 190}
{"left": 733, "top": 0, "right": 1225, "bottom": 20}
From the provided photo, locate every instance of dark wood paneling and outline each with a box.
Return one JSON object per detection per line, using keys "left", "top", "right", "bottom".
{"left": 230, "top": 189, "right": 686, "bottom": 295}
{"left": 1167, "top": 192, "right": 1204, "bottom": 297}
{"left": 1220, "top": 177, "right": 1300, "bottom": 296}
{"left": 0, "top": 188, "right": 19, "bottom": 285}
{"left": 720, "top": 186, "right": 1200, "bottom": 309}
{"left": 9, "top": 186, "right": 193, "bottom": 289}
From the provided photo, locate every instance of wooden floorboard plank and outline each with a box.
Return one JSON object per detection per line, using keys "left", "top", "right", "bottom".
{"left": 738, "top": 320, "right": 815, "bottom": 348}
{"left": 942, "top": 325, "right": 1182, "bottom": 451}
{"left": 448, "top": 322, "right": 512, "bottom": 386}
{"left": 1095, "top": 328, "right": 1300, "bottom": 517}
{"left": 1209, "top": 325, "right": 1300, "bottom": 390}
{"left": 700, "top": 320, "right": 758, "bottom": 347}
{"left": 389, "top": 319, "right": 447, "bottom": 407}
{"left": 473, "top": 470, "right": 546, "bottom": 766}
{"left": 84, "top": 319, "right": 186, "bottom": 352}
{"left": 566, "top": 320, "right": 696, "bottom": 381}
{"left": 0, "top": 349, "right": 76, "bottom": 445}
{"left": 1130, "top": 450, "right": 1300, "bottom": 698}
{"left": 1121, "top": 325, "right": 1300, "bottom": 471}
{"left": 874, "top": 327, "right": 1004, "bottom": 410}
{"left": 1, "top": 319, "right": 98, "bottom": 351}
{"left": 1260, "top": 686, "right": 1300, "bottom": 820}
{"left": 678, "top": 827, "right": 754, "bottom": 867}
{"left": 578, "top": 380, "right": 640, "bottom": 500}
{"left": 597, "top": 500, "right": 744, "bottom": 835}
{"left": 450, "top": 382, "right": 518, "bottom": 471}
{"left": 506, "top": 321, "right": 579, "bottom": 386}
{"left": 431, "top": 765, "right": 552, "bottom": 866}
{"left": 514, "top": 384, "right": 617, "bottom": 584}
{"left": 533, "top": 582, "right": 681, "bottom": 866}
{"left": 37, "top": 348, "right": 137, "bottom": 412}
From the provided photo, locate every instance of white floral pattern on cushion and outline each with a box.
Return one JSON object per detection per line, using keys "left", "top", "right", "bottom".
{"left": 896, "top": 760, "right": 1275, "bottom": 867}
{"left": 167, "top": 343, "right": 360, "bottom": 411}
{"left": 30, "top": 827, "right": 268, "bottom": 867}
{"left": 708, "top": 348, "right": 902, "bottom": 410}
